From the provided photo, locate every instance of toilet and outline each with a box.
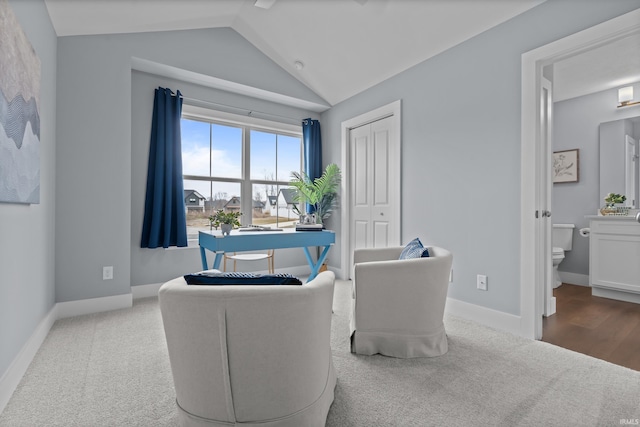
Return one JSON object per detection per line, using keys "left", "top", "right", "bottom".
{"left": 552, "top": 224, "right": 575, "bottom": 288}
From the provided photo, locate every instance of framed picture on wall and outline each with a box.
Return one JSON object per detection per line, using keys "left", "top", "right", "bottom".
{"left": 553, "top": 149, "right": 579, "bottom": 183}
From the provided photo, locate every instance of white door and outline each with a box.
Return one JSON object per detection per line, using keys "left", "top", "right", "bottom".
{"left": 340, "top": 100, "right": 401, "bottom": 280}
{"left": 350, "top": 116, "right": 397, "bottom": 250}
{"left": 540, "top": 77, "right": 555, "bottom": 321}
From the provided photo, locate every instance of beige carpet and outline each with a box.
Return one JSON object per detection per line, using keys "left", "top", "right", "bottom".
{"left": 1, "top": 279, "right": 639, "bottom": 426}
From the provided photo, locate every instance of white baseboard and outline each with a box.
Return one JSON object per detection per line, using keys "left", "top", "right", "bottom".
{"left": 132, "top": 283, "right": 163, "bottom": 299}
{"left": 558, "top": 271, "right": 589, "bottom": 287}
{"left": 0, "top": 304, "right": 58, "bottom": 415}
{"left": 592, "top": 287, "right": 640, "bottom": 304}
{"left": 445, "top": 297, "right": 522, "bottom": 337}
{"left": 56, "top": 293, "right": 133, "bottom": 319}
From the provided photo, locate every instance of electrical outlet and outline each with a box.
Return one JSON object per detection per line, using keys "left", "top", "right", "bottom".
{"left": 477, "top": 274, "right": 487, "bottom": 291}
{"left": 103, "top": 266, "right": 113, "bottom": 280}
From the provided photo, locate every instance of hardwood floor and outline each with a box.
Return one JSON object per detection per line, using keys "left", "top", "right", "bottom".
{"left": 542, "top": 283, "right": 640, "bottom": 371}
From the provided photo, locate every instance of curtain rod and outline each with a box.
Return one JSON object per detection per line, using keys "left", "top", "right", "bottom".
{"left": 180, "top": 96, "right": 307, "bottom": 125}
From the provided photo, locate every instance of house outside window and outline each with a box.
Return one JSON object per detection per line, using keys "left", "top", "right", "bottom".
{"left": 181, "top": 106, "right": 302, "bottom": 239}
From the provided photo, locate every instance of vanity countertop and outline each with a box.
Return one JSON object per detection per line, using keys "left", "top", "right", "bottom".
{"left": 585, "top": 214, "right": 639, "bottom": 221}
{"left": 584, "top": 214, "right": 638, "bottom": 222}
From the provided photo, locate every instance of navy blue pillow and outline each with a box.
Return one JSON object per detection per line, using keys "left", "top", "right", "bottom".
{"left": 399, "top": 238, "right": 430, "bottom": 259}
{"left": 184, "top": 271, "right": 302, "bottom": 286}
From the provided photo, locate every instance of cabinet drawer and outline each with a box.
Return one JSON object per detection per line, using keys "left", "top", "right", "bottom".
{"left": 590, "top": 220, "right": 640, "bottom": 236}
{"left": 590, "top": 234, "right": 640, "bottom": 292}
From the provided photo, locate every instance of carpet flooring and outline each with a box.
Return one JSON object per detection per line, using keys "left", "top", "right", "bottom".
{"left": 1, "top": 279, "right": 639, "bottom": 426}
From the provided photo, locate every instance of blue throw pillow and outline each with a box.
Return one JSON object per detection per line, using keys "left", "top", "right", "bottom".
{"left": 399, "top": 238, "right": 430, "bottom": 259}
{"left": 184, "top": 271, "right": 302, "bottom": 286}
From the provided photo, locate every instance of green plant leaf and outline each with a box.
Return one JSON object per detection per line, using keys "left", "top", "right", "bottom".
{"left": 289, "top": 163, "right": 341, "bottom": 221}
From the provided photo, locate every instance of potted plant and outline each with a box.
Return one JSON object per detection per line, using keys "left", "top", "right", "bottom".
{"left": 600, "top": 193, "right": 628, "bottom": 216}
{"left": 289, "top": 163, "right": 342, "bottom": 226}
{"left": 604, "top": 193, "right": 626, "bottom": 208}
{"left": 209, "top": 210, "right": 242, "bottom": 236}
{"left": 289, "top": 164, "right": 341, "bottom": 272}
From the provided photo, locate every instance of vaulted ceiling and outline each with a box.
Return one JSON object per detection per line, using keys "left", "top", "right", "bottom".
{"left": 43, "top": 0, "right": 638, "bottom": 106}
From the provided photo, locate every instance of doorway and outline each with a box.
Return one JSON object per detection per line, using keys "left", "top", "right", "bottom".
{"left": 520, "top": 9, "right": 640, "bottom": 339}
{"left": 340, "top": 100, "right": 401, "bottom": 280}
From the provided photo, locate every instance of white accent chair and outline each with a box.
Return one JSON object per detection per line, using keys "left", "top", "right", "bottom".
{"left": 350, "top": 246, "right": 453, "bottom": 358}
{"left": 159, "top": 271, "right": 337, "bottom": 427}
{"left": 224, "top": 249, "right": 275, "bottom": 274}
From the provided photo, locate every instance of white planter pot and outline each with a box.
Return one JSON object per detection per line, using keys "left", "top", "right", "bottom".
{"left": 221, "top": 224, "right": 232, "bottom": 236}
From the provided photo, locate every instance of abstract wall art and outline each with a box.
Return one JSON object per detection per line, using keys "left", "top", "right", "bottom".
{"left": 0, "top": 0, "right": 41, "bottom": 204}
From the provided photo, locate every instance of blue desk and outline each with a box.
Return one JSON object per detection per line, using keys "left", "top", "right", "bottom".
{"left": 198, "top": 229, "right": 335, "bottom": 281}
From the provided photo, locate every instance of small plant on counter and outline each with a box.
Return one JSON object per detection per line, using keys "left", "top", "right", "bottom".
{"left": 604, "top": 193, "right": 626, "bottom": 207}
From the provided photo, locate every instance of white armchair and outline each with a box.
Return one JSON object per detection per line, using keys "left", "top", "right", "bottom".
{"left": 159, "top": 271, "right": 337, "bottom": 426}
{"left": 349, "top": 246, "right": 453, "bottom": 358}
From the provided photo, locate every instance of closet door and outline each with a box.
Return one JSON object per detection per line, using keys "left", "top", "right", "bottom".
{"left": 350, "top": 115, "right": 399, "bottom": 250}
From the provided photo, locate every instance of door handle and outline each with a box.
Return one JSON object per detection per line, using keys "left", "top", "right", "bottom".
{"left": 542, "top": 210, "right": 552, "bottom": 218}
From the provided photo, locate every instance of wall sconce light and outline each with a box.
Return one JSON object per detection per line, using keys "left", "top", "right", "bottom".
{"left": 618, "top": 86, "right": 640, "bottom": 108}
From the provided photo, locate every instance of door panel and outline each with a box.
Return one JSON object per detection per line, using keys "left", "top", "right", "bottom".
{"left": 374, "top": 129, "right": 390, "bottom": 205}
{"left": 351, "top": 125, "right": 372, "bottom": 252}
{"left": 354, "top": 135, "right": 369, "bottom": 206}
{"left": 373, "top": 221, "right": 390, "bottom": 247}
{"left": 354, "top": 220, "right": 368, "bottom": 250}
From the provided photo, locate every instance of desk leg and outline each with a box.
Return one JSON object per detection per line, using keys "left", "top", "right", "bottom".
{"left": 302, "top": 247, "right": 316, "bottom": 280}
{"left": 303, "top": 245, "right": 331, "bottom": 282}
{"left": 200, "top": 246, "right": 208, "bottom": 270}
{"left": 212, "top": 253, "right": 223, "bottom": 270}
{"left": 316, "top": 245, "right": 331, "bottom": 269}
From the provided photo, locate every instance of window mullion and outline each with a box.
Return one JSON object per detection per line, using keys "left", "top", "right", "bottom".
{"left": 209, "top": 124, "right": 213, "bottom": 201}
{"left": 241, "top": 126, "right": 252, "bottom": 226}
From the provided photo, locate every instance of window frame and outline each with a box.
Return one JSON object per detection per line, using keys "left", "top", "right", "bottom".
{"left": 181, "top": 104, "right": 303, "bottom": 239}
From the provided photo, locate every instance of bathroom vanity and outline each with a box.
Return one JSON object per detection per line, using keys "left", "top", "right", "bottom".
{"left": 587, "top": 215, "right": 640, "bottom": 304}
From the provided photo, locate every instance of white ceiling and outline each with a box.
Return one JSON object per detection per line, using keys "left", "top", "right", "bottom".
{"left": 43, "top": 0, "right": 638, "bottom": 106}
{"left": 552, "top": 33, "right": 640, "bottom": 102}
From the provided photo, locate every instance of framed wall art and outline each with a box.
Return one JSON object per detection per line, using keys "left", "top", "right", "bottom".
{"left": 0, "top": 0, "right": 41, "bottom": 204}
{"left": 553, "top": 149, "right": 579, "bottom": 184}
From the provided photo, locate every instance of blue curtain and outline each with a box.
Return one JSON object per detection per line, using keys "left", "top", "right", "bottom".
{"left": 302, "top": 118, "right": 322, "bottom": 213}
{"left": 141, "top": 87, "right": 187, "bottom": 248}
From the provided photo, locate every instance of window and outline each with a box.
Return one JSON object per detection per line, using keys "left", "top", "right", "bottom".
{"left": 181, "top": 107, "right": 302, "bottom": 239}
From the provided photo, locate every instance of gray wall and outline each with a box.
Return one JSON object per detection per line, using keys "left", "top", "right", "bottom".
{"left": 553, "top": 84, "right": 640, "bottom": 278}
{"left": 0, "top": 0, "right": 56, "bottom": 383}
{"left": 56, "top": 27, "right": 322, "bottom": 301}
{"left": 321, "top": 0, "right": 640, "bottom": 315}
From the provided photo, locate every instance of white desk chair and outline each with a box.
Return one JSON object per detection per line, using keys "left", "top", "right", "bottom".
{"left": 224, "top": 249, "right": 275, "bottom": 274}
